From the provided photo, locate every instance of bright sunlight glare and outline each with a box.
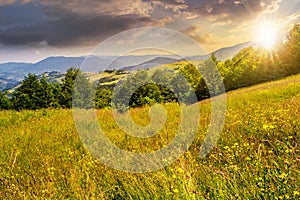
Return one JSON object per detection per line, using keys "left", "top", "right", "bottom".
{"left": 255, "top": 23, "right": 279, "bottom": 50}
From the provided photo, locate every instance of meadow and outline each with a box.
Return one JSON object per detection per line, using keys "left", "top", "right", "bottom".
{"left": 0, "top": 73, "right": 299, "bottom": 199}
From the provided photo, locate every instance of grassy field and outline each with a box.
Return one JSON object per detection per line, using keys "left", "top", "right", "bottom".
{"left": 0, "top": 74, "right": 299, "bottom": 199}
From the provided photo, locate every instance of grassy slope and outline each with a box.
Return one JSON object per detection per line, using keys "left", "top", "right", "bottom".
{"left": 0, "top": 74, "right": 299, "bottom": 199}
{"left": 93, "top": 60, "right": 191, "bottom": 88}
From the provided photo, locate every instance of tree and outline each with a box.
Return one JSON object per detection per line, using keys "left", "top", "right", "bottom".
{"left": 12, "top": 74, "right": 41, "bottom": 110}
{"left": 179, "top": 63, "right": 205, "bottom": 100}
{"left": 200, "top": 58, "right": 224, "bottom": 97}
{"left": 59, "top": 67, "right": 80, "bottom": 108}
{"left": 170, "top": 73, "right": 194, "bottom": 104}
{"left": 95, "top": 89, "right": 112, "bottom": 109}
{"left": 179, "top": 64, "right": 201, "bottom": 91}
{"left": 72, "top": 71, "right": 95, "bottom": 109}
{"left": 129, "top": 83, "right": 162, "bottom": 107}
{"left": 11, "top": 74, "right": 60, "bottom": 110}
{"left": 0, "top": 91, "right": 12, "bottom": 110}
{"left": 151, "top": 69, "right": 176, "bottom": 103}
{"left": 112, "top": 70, "right": 149, "bottom": 111}
{"left": 36, "top": 77, "right": 60, "bottom": 108}
{"left": 285, "top": 23, "right": 300, "bottom": 74}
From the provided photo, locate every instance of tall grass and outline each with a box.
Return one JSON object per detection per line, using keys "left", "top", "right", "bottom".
{"left": 0, "top": 74, "right": 299, "bottom": 199}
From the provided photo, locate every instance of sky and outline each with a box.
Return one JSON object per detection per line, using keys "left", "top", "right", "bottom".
{"left": 0, "top": 0, "right": 299, "bottom": 63}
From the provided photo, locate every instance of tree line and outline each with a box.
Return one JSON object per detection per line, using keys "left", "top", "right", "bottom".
{"left": 0, "top": 68, "right": 79, "bottom": 110}
{"left": 0, "top": 23, "right": 299, "bottom": 110}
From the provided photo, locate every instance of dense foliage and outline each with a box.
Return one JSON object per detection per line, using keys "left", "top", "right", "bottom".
{"left": 11, "top": 74, "right": 60, "bottom": 110}
{"left": 0, "top": 24, "right": 299, "bottom": 110}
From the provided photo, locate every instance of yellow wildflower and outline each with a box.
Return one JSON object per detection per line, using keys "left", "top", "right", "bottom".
{"left": 278, "top": 173, "right": 288, "bottom": 179}
{"left": 294, "top": 191, "right": 300, "bottom": 196}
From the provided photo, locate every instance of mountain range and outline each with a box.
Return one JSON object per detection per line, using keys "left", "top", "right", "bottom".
{"left": 0, "top": 41, "right": 255, "bottom": 91}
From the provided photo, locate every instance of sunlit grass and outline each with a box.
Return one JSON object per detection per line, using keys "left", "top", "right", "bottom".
{"left": 0, "top": 74, "right": 299, "bottom": 199}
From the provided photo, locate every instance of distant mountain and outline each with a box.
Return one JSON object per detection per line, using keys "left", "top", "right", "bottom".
{"left": 0, "top": 62, "right": 30, "bottom": 73}
{"left": 0, "top": 41, "right": 257, "bottom": 91}
{"left": 121, "top": 57, "right": 179, "bottom": 71}
{"left": 4, "top": 71, "right": 65, "bottom": 93}
{"left": 114, "top": 55, "right": 170, "bottom": 67}
{"left": 187, "top": 41, "right": 256, "bottom": 61}
{"left": 0, "top": 74, "right": 20, "bottom": 91}
{"left": 0, "top": 41, "right": 256, "bottom": 74}
{"left": 213, "top": 41, "right": 256, "bottom": 60}
{"left": 36, "top": 71, "right": 65, "bottom": 83}
{"left": 0, "top": 55, "right": 177, "bottom": 74}
{"left": 22, "top": 56, "right": 125, "bottom": 73}
{"left": 119, "top": 41, "right": 256, "bottom": 70}
{"left": 32, "top": 57, "right": 84, "bottom": 73}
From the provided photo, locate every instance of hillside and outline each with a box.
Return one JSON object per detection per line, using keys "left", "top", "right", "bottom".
{"left": 0, "top": 74, "right": 299, "bottom": 199}
{"left": 0, "top": 41, "right": 255, "bottom": 92}
{"left": 120, "top": 57, "right": 179, "bottom": 71}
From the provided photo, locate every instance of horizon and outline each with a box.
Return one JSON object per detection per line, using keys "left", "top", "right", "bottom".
{"left": 0, "top": 40, "right": 254, "bottom": 64}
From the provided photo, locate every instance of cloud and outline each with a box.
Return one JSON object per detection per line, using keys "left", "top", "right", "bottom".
{"left": 147, "top": 16, "right": 175, "bottom": 27}
{"left": 0, "top": 3, "right": 157, "bottom": 47}
{"left": 150, "top": 0, "right": 188, "bottom": 14}
{"left": 185, "top": 0, "right": 282, "bottom": 23}
{"left": 3, "top": 0, "right": 153, "bottom": 16}
{"left": 181, "top": 25, "right": 212, "bottom": 44}
{"left": 0, "top": 0, "right": 181, "bottom": 47}
{"left": 39, "top": 0, "right": 154, "bottom": 16}
{"left": 0, "top": 0, "right": 287, "bottom": 50}
{"left": 0, "top": 0, "right": 15, "bottom": 6}
{"left": 259, "top": 0, "right": 282, "bottom": 15}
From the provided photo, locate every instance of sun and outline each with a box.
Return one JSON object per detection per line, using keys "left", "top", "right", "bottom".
{"left": 255, "top": 23, "right": 279, "bottom": 50}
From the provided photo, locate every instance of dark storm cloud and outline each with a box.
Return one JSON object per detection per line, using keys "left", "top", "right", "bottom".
{"left": 0, "top": 0, "right": 153, "bottom": 16}
{"left": 0, "top": 1, "right": 155, "bottom": 46}
{"left": 42, "top": 6, "right": 155, "bottom": 46}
